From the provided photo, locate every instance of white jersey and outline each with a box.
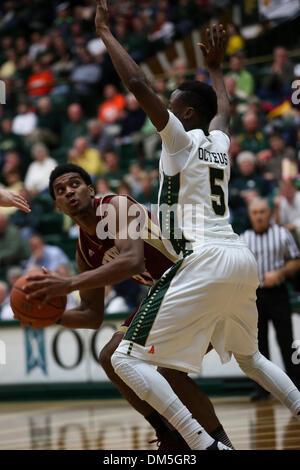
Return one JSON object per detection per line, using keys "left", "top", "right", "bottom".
{"left": 157, "top": 111, "right": 238, "bottom": 256}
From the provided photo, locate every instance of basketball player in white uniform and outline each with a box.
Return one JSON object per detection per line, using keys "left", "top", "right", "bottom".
{"left": 104, "top": 2, "right": 300, "bottom": 450}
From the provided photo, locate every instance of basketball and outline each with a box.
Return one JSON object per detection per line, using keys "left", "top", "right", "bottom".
{"left": 10, "top": 271, "right": 67, "bottom": 329}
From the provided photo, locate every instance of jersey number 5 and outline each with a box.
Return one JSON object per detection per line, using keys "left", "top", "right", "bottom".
{"left": 209, "top": 167, "right": 226, "bottom": 216}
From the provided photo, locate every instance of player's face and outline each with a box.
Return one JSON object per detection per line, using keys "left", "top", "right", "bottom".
{"left": 53, "top": 172, "right": 95, "bottom": 217}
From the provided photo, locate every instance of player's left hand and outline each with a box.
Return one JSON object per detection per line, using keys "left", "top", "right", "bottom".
{"left": 198, "top": 24, "right": 227, "bottom": 70}
{"left": 263, "top": 270, "right": 284, "bottom": 287}
{"left": 24, "top": 267, "right": 72, "bottom": 302}
{"left": 95, "top": 0, "right": 110, "bottom": 36}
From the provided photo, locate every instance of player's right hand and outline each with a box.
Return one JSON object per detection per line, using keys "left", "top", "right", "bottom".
{"left": 198, "top": 24, "right": 227, "bottom": 70}
{"left": 0, "top": 189, "right": 31, "bottom": 213}
{"left": 95, "top": 0, "right": 110, "bottom": 36}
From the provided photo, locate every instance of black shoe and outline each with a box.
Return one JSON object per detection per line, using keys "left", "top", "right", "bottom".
{"left": 250, "top": 390, "right": 270, "bottom": 402}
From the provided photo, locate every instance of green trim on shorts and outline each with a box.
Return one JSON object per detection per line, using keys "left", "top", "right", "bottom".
{"left": 124, "top": 258, "right": 185, "bottom": 352}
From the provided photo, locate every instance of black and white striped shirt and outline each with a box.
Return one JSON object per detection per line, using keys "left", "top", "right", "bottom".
{"left": 241, "top": 224, "right": 300, "bottom": 286}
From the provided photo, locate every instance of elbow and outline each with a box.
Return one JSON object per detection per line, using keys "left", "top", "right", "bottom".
{"left": 127, "top": 77, "right": 148, "bottom": 94}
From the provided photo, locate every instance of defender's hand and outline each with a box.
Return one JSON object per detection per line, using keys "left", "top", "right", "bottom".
{"left": 95, "top": 0, "right": 110, "bottom": 36}
{"left": 0, "top": 189, "right": 31, "bottom": 213}
{"left": 198, "top": 24, "right": 227, "bottom": 70}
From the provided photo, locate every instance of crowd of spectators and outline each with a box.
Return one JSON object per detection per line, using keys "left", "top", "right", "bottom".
{"left": 0, "top": 0, "right": 300, "bottom": 320}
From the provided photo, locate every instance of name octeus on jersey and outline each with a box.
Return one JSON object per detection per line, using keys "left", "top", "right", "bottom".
{"left": 198, "top": 147, "right": 229, "bottom": 166}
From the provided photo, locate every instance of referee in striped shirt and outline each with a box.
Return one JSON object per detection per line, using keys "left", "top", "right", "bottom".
{"left": 241, "top": 198, "right": 300, "bottom": 400}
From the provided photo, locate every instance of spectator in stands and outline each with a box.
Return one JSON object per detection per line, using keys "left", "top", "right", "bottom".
{"left": 86, "top": 119, "right": 114, "bottom": 153}
{"left": 226, "top": 23, "right": 245, "bottom": 57}
{"left": 95, "top": 177, "right": 112, "bottom": 197}
{"left": 70, "top": 48, "right": 102, "bottom": 114}
{"left": 274, "top": 179, "right": 300, "bottom": 247}
{"left": 7, "top": 266, "right": 23, "bottom": 288}
{"left": 103, "top": 150, "right": 125, "bottom": 191}
{"left": 69, "top": 136, "right": 107, "bottom": 177}
{"left": 229, "top": 151, "right": 270, "bottom": 233}
{"left": 0, "top": 118, "right": 24, "bottom": 156}
{"left": 136, "top": 172, "right": 158, "bottom": 208}
{"left": 175, "top": 0, "right": 198, "bottom": 36}
{"left": 257, "top": 133, "right": 296, "bottom": 184}
{"left": 97, "top": 84, "right": 126, "bottom": 125}
{"left": 128, "top": 17, "right": 150, "bottom": 62}
{"left": 0, "top": 281, "right": 10, "bottom": 321}
{"left": 148, "top": 9, "right": 175, "bottom": 48}
{"left": 117, "top": 180, "right": 132, "bottom": 197}
{"left": 28, "top": 31, "right": 47, "bottom": 61}
{"left": 237, "top": 112, "right": 269, "bottom": 154}
{"left": 124, "top": 161, "right": 143, "bottom": 197}
{"left": 31, "top": 96, "right": 61, "bottom": 147}
{"left": 0, "top": 266, "right": 23, "bottom": 320}
{"left": 24, "top": 143, "right": 57, "bottom": 196}
{"left": 26, "top": 233, "right": 69, "bottom": 272}
{"left": 12, "top": 101, "right": 37, "bottom": 137}
{"left": 119, "top": 93, "right": 146, "bottom": 138}
{"left": 1, "top": 151, "right": 26, "bottom": 182}
{"left": 0, "top": 213, "right": 30, "bottom": 267}
{"left": 226, "top": 52, "right": 255, "bottom": 98}
{"left": 261, "top": 47, "right": 294, "bottom": 100}
{"left": 104, "top": 285, "right": 130, "bottom": 314}
{"left": 60, "top": 103, "right": 87, "bottom": 150}
{"left": 10, "top": 188, "right": 43, "bottom": 240}
{"left": 27, "top": 60, "right": 54, "bottom": 98}
{"left": 0, "top": 48, "right": 17, "bottom": 79}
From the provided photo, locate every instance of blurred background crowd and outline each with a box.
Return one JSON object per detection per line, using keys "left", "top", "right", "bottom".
{"left": 0, "top": 0, "right": 300, "bottom": 320}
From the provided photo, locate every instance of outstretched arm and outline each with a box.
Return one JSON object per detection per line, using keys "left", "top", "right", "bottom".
{"left": 198, "top": 25, "right": 230, "bottom": 136}
{"left": 95, "top": 0, "right": 169, "bottom": 131}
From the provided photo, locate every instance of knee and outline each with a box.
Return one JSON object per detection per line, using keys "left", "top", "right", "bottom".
{"left": 99, "top": 343, "right": 116, "bottom": 372}
{"left": 234, "top": 350, "right": 262, "bottom": 373}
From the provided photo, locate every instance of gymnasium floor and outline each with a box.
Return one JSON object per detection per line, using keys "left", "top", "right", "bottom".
{"left": 0, "top": 397, "right": 299, "bottom": 450}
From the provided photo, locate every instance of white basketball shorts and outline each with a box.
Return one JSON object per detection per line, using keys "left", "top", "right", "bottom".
{"left": 116, "top": 241, "right": 259, "bottom": 374}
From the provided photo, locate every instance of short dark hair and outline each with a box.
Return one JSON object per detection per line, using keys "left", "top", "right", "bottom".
{"left": 177, "top": 81, "right": 217, "bottom": 124}
{"left": 49, "top": 163, "right": 93, "bottom": 199}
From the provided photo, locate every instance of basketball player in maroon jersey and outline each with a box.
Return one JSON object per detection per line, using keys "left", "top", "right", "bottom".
{"left": 25, "top": 163, "right": 233, "bottom": 450}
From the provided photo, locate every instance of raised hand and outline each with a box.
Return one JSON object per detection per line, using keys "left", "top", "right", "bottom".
{"left": 95, "top": 0, "right": 110, "bottom": 36}
{"left": 0, "top": 189, "right": 31, "bottom": 213}
{"left": 198, "top": 24, "right": 227, "bottom": 70}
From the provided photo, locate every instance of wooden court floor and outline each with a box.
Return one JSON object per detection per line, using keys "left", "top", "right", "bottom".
{"left": 0, "top": 397, "right": 299, "bottom": 450}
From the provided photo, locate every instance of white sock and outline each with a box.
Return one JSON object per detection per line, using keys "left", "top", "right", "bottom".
{"left": 164, "top": 397, "right": 214, "bottom": 449}
{"left": 111, "top": 352, "right": 214, "bottom": 449}
{"left": 235, "top": 351, "right": 300, "bottom": 417}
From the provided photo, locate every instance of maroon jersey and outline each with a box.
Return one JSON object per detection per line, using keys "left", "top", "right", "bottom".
{"left": 77, "top": 195, "right": 178, "bottom": 287}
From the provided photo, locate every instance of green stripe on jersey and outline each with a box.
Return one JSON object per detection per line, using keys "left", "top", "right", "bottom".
{"left": 159, "top": 173, "right": 189, "bottom": 255}
{"left": 124, "top": 258, "right": 185, "bottom": 350}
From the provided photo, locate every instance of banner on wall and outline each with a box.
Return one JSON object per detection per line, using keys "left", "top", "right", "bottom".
{"left": 1, "top": 314, "right": 299, "bottom": 385}
{"left": 258, "top": 0, "right": 300, "bottom": 21}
